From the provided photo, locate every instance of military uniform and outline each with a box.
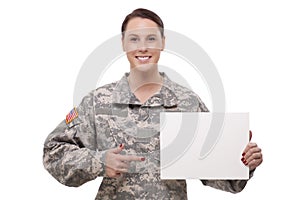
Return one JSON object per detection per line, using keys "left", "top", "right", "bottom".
{"left": 43, "top": 72, "right": 253, "bottom": 199}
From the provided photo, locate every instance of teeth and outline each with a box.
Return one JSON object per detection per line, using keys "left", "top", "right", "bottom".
{"left": 137, "top": 56, "right": 150, "bottom": 61}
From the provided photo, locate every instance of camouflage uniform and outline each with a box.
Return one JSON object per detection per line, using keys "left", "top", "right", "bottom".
{"left": 43, "top": 72, "right": 253, "bottom": 199}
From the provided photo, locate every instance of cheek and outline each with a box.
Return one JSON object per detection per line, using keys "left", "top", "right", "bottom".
{"left": 152, "top": 51, "right": 161, "bottom": 59}
{"left": 123, "top": 42, "right": 140, "bottom": 53}
{"left": 126, "top": 52, "right": 136, "bottom": 62}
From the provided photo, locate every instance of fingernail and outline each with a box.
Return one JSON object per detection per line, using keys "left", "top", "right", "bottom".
{"left": 141, "top": 157, "right": 145, "bottom": 161}
{"left": 242, "top": 152, "right": 245, "bottom": 156}
{"left": 242, "top": 158, "right": 247, "bottom": 165}
{"left": 119, "top": 144, "right": 123, "bottom": 148}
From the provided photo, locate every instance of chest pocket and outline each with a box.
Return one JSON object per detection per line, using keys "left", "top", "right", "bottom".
{"left": 106, "top": 104, "right": 161, "bottom": 151}
{"left": 94, "top": 104, "right": 127, "bottom": 149}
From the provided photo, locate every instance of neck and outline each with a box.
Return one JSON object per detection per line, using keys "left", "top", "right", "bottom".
{"left": 128, "top": 64, "right": 162, "bottom": 93}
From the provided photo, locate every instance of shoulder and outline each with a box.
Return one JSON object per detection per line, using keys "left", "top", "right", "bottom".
{"left": 94, "top": 81, "right": 118, "bottom": 98}
{"left": 167, "top": 78, "right": 208, "bottom": 112}
{"left": 173, "top": 82, "right": 199, "bottom": 99}
{"left": 77, "top": 81, "right": 118, "bottom": 109}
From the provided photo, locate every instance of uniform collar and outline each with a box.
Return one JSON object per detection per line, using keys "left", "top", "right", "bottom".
{"left": 112, "top": 72, "right": 178, "bottom": 107}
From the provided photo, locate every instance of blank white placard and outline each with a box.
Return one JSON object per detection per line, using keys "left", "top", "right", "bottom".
{"left": 160, "top": 112, "right": 249, "bottom": 179}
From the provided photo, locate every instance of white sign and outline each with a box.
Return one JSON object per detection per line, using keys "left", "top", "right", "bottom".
{"left": 160, "top": 112, "right": 249, "bottom": 179}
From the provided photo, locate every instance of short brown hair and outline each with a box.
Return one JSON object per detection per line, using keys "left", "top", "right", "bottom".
{"left": 121, "top": 8, "right": 164, "bottom": 37}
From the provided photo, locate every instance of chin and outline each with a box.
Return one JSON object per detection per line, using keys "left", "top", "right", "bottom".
{"left": 132, "top": 63, "right": 157, "bottom": 72}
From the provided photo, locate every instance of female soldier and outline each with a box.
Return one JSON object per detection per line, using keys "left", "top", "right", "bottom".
{"left": 43, "top": 8, "right": 263, "bottom": 199}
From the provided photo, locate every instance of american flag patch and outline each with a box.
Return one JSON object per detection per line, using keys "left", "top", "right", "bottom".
{"left": 65, "top": 107, "right": 78, "bottom": 124}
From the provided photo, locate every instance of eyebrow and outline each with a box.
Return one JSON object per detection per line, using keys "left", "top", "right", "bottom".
{"left": 126, "top": 33, "right": 158, "bottom": 37}
{"left": 127, "top": 34, "right": 139, "bottom": 37}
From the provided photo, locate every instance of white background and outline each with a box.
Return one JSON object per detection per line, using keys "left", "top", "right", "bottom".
{"left": 1, "top": 0, "right": 299, "bottom": 199}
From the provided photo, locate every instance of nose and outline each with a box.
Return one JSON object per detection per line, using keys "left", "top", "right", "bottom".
{"left": 137, "top": 40, "right": 148, "bottom": 52}
{"left": 138, "top": 46, "right": 147, "bottom": 52}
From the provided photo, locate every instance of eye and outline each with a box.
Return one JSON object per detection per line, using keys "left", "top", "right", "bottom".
{"left": 129, "top": 37, "right": 139, "bottom": 42}
{"left": 148, "top": 36, "right": 156, "bottom": 41}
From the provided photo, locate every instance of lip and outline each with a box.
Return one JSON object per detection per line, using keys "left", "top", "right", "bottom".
{"left": 135, "top": 56, "right": 152, "bottom": 63}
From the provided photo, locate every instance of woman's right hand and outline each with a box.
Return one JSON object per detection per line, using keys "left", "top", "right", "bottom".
{"left": 104, "top": 144, "right": 145, "bottom": 178}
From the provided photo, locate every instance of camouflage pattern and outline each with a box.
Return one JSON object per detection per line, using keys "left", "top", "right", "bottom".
{"left": 43, "top": 72, "right": 253, "bottom": 199}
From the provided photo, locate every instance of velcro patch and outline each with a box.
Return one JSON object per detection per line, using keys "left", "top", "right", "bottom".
{"left": 66, "top": 107, "right": 78, "bottom": 124}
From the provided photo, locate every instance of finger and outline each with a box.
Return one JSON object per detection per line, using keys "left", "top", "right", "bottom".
{"left": 119, "top": 154, "right": 145, "bottom": 162}
{"left": 244, "top": 146, "right": 261, "bottom": 160}
{"left": 107, "top": 163, "right": 129, "bottom": 174}
{"left": 104, "top": 159, "right": 129, "bottom": 170}
{"left": 241, "top": 151, "right": 262, "bottom": 166}
{"left": 242, "top": 142, "right": 257, "bottom": 157}
{"left": 106, "top": 167, "right": 122, "bottom": 178}
{"left": 110, "top": 144, "right": 125, "bottom": 154}
{"left": 245, "top": 152, "right": 262, "bottom": 163}
{"left": 116, "top": 167, "right": 129, "bottom": 173}
{"left": 247, "top": 156, "right": 263, "bottom": 171}
{"left": 116, "top": 161, "right": 130, "bottom": 170}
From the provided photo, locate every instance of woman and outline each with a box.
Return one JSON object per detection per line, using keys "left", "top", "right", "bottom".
{"left": 43, "top": 8, "right": 263, "bottom": 199}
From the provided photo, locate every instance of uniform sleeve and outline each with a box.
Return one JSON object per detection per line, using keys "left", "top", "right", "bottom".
{"left": 196, "top": 95, "right": 209, "bottom": 112}
{"left": 200, "top": 170, "right": 255, "bottom": 193}
{"left": 196, "top": 95, "right": 255, "bottom": 193}
{"left": 43, "top": 92, "right": 106, "bottom": 187}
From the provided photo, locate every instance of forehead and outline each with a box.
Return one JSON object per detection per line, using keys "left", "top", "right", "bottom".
{"left": 124, "top": 17, "right": 161, "bottom": 36}
{"left": 126, "top": 17, "right": 159, "bottom": 30}
{"left": 124, "top": 28, "right": 161, "bottom": 37}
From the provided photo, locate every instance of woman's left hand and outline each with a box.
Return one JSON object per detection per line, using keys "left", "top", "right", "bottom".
{"left": 241, "top": 131, "right": 263, "bottom": 171}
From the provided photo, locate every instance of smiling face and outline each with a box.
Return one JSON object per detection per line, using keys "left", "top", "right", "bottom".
{"left": 122, "top": 17, "right": 165, "bottom": 69}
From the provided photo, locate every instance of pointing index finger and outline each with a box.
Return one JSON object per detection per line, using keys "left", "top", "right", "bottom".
{"left": 119, "top": 154, "right": 145, "bottom": 162}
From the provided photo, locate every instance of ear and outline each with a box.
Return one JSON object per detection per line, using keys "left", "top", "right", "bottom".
{"left": 121, "top": 36, "right": 126, "bottom": 52}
